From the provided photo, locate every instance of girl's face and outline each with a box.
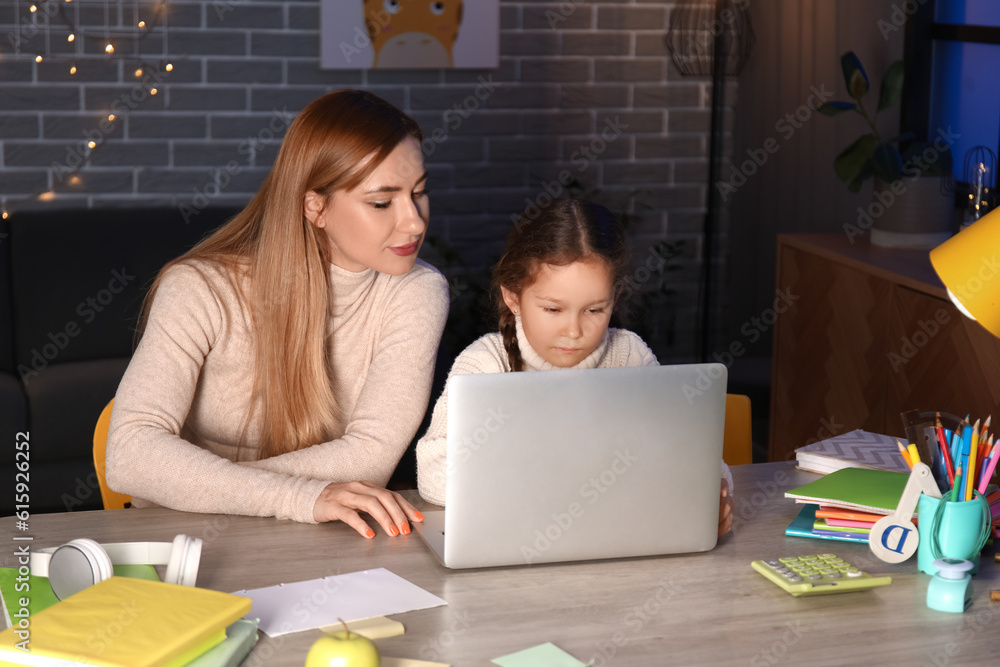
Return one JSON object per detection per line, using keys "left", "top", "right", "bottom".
{"left": 305, "top": 136, "right": 429, "bottom": 275}
{"left": 501, "top": 258, "right": 615, "bottom": 368}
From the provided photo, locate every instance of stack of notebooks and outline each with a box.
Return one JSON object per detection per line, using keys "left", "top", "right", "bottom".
{"left": 784, "top": 467, "right": 910, "bottom": 543}
{"left": 0, "top": 576, "right": 256, "bottom": 667}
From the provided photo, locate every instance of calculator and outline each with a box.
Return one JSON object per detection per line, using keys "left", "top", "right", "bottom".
{"left": 750, "top": 554, "right": 892, "bottom": 596}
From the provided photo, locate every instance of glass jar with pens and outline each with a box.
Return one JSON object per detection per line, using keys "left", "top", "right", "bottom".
{"left": 900, "top": 409, "right": 997, "bottom": 575}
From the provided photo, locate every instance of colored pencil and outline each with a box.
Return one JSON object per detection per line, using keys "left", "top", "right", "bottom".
{"left": 977, "top": 422, "right": 992, "bottom": 476}
{"left": 950, "top": 427, "right": 963, "bottom": 479}
{"left": 961, "top": 423, "right": 973, "bottom": 500}
{"left": 936, "top": 414, "right": 956, "bottom": 484}
{"left": 967, "top": 420, "right": 980, "bottom": 501}
{"left": 981, "top": 435, "right": 995, "bottom": 478}
{"left": 979, "top": 447, "right": 1000, "bottom": 496}
{"left": 897, "top": 438, "right": 912, "bottom": 469}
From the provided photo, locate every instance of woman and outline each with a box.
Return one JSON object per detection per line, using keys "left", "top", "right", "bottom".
{"left": 107, "top": 90, "right": 449, "bottom": 538}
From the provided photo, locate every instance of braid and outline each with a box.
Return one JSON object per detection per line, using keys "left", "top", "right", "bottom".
{"left": 498, "top": 309, "right": 523, "bottom": 372}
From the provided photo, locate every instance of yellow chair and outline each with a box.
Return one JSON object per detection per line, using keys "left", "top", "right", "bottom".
{"left": 723, "top": 394, "right": 753, "bottom": 466}
{"left": 93, "top": 398, "right": 131, "bottom": 510}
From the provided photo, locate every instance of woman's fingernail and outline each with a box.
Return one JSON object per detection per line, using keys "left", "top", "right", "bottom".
{"left": 389, "top": 525, "right": 399, "bottom": 536}
{"left": 401, "top": 523, "right": 411, "bottom": 535}
{"left": 415, "top": 511, "right": 425, "bottom": 521}
{"left": 366, "top": 529, "right": 375, "bottom": 538}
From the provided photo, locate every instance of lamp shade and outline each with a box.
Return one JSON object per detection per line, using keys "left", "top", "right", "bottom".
{"left": 929, "top": 206, "right": 1000, "bottom": 338}
{"left": 665, "top": 0, "right": 755, "bottom": 77}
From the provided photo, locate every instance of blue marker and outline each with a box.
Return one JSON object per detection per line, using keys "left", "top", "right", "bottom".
{"left": 962, "top": 424, "right": 973, "bottom": 485}
{"left": 950, "top": 430, "right": 962, "bottom": 478}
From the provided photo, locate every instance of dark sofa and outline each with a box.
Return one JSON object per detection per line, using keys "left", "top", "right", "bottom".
{"left": 0, "top": 207, "right": 239, "bottom": 516}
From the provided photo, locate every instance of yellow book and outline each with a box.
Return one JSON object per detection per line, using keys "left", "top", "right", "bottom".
{"left": 0, "top": 577, "right": 251, "bottom": 667}
{"left": 319, "top": 616, "right": 404, "bottom": 639}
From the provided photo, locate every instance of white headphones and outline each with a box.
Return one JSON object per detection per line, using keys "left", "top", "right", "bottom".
{"left": 30, "top": 534, "right": 202, "bottom": 600}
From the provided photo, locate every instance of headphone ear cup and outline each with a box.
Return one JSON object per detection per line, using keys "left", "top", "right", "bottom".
{"left": 163, "top": 535, "right": 184, "bottom": 585}
{"left": 48, "top": 538, "right": 114, "bottom": 600}
{"left": 164, "top": 534, "right": 202, "bottom": 587}
{"left": 182, "top": 536, "right": 203, "bottom": 587}
{"left": 69, "top": 538, "right": 115, "bottom": 581}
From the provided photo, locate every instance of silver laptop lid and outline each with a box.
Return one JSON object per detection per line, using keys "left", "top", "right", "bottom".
{"left": 442, "top": 363, "right": 727, "bottom": 568}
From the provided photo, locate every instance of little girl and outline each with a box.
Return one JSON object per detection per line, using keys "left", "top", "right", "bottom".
{"left": 416, "top": 198, "right": 734, "bottom": 536}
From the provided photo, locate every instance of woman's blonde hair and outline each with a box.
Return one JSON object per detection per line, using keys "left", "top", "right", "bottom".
{"left": 139, "top": 90, "right": 423, "bottom": 460}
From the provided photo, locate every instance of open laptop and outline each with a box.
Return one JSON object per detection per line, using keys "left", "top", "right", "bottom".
{"left": 413, "top": 363, "right": 727, "bottom": 568}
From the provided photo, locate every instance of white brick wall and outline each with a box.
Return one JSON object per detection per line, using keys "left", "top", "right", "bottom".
{"left": 0, "top": 0, "right": 735, "bottom": 361}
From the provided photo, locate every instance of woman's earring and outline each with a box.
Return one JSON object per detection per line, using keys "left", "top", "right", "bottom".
{"left": 513, "top": 309, "right": 519, "bottom": 315}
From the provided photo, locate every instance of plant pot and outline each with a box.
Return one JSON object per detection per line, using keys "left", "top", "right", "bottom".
{"left": 869, "top": 176, "right": 955, "bottom": 249}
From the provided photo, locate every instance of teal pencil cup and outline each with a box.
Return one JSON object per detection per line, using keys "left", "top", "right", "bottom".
{"left": 917, "top": 493, "right": 991, "bottom": 575}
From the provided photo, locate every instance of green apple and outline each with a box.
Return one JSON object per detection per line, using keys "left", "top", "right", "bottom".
{"left": 305, "top": 619, "right": 380, "bottom": 667}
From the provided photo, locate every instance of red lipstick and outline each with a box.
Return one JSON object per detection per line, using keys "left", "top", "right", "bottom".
{"left": 390, "top": 242, "right": 419, "bottom": 257}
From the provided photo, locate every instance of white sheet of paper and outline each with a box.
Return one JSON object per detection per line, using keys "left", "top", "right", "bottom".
{"left": 232, "top": 568, "right": 447, "bottom": 637}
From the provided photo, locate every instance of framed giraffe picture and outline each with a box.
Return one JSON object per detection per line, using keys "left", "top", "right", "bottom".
{"left": 320, "top": 0, "right": 500, "bottom": 69}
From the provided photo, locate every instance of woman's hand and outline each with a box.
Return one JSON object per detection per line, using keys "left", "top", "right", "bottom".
{"left": 718, "top": 477, "right": 734, "bottom": 537}
{"left": 312, "top": 481, "right": 425, "bottom": 538}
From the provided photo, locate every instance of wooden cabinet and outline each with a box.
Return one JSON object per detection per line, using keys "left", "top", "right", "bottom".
{"left": 769, "top": 234, "right": 1000, "bottom": 462}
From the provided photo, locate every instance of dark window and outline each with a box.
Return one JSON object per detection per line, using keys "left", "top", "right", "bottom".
{"left": 906, "top": 1, "right": 1000, "bottom": 188}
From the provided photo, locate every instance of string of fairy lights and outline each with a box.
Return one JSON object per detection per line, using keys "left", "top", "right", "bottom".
{"left": 1, "top": 0, "right": 175, "bottom": 220}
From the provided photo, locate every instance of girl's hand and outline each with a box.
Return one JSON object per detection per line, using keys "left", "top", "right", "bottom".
{"left": 312, "top": 481, "right": 425, "bottom": 538}
{"left": 718, "top": 477, "right": 734, "bottom": 537}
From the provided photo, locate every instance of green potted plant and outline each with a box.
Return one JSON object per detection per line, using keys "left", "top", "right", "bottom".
{"left": 820, "top": 51, "right": 954, "bottom": 247}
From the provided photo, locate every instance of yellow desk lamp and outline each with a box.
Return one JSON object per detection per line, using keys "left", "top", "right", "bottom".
{"left": 929, "top": 206, "right": 1000, "bottom": 337}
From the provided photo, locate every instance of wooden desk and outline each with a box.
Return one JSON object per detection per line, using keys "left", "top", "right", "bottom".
{"left": 770, "top": 233, "right": 1000, "bottom": 463}
{"left": 5, "top": 463, "right": 999, "bottom": 665}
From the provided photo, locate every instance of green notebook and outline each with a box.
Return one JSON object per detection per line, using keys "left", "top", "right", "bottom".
{"left": 785, "top": 467, "right": 910, "bottom": 514}
{"left": 813, "top": 519, "right": 870, "bottom": 534}
{"left": 0, "top": 564, "right": 158, "bottom": 628}
{"left": 186, "top": 619, "right": 260, "bottom": 667}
